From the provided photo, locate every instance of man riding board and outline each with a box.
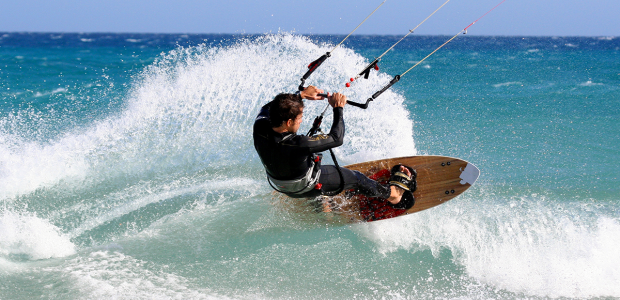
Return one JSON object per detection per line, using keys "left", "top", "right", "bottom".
{"left": 253, "top": 85, "right": 415, "bottom": 209}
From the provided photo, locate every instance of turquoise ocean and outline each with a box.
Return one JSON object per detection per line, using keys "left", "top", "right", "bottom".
{"left": 1, "top": 32, "right": 619, "bottom": 299}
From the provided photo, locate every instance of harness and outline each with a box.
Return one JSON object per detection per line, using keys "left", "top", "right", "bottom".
{"left": 265, "top": 134, "right": 323, "bottom": 195}
{"left": 267, "top": 156, "right": 322, "bottom": 195}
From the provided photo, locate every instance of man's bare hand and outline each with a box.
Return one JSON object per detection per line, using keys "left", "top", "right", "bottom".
{"left": 329, "top": 93, "right": 347, "bottom": 108}
{"left": 300, "top": 85, "right": 325, "bottom": 100}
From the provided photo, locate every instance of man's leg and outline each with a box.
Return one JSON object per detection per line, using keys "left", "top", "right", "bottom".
{"left": 318, "top": 165, "right": 390, "bottom": 198}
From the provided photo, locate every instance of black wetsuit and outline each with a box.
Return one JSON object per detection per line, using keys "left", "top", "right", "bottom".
{"left": 253, "top": 99, "right": 390, "bottom": 199}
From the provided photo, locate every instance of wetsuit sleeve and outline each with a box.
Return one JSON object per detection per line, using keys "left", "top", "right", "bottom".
{"left": 293, "top": 107, "right": 344, "bottom": 154}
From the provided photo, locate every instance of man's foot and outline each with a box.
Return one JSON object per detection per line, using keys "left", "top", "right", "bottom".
{"left": 387, "top": 165, "right": 416, "bottom": 210}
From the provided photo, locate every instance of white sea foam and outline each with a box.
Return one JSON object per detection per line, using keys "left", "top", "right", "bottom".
{"left": 0, "top": 129, "right": 90, "bottom": 200}
{"left": 66, "top": 177, "right": 262, "bottom": 238}
{"left": 357, "top": 193, "right": 620, "bottom": 298}
{"left": 32, "top": 87, "right": 68, "bottom": 97}
{"left": 580, "top": 80, "right": 603, "bottom": 86}
{"left": 53, "top": 250, "right": 229, "bottom": 299}
{"left": 493, "top": 81, "right": 522, "bottom": 88}
{"left": 0, "top": 210, "right": 75, "bottom": 260}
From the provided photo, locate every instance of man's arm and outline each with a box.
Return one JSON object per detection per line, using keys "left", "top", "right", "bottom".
{"left": 299, "top": 107, "right": 344, "bottom": 153}
{"left": 289, "top": 93, "right": 347, "bottom": 154}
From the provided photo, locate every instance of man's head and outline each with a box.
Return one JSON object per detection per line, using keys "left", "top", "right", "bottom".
{"left": 269, "top": 93, "right": 304, "bottom": 133}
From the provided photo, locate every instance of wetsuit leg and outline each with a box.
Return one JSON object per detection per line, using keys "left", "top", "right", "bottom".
{"left": 317, "top": 165, "right": 390, "bottom": 198}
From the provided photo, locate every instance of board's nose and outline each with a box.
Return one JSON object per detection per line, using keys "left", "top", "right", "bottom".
{"left": 459, "top": 163, "right": 480, "bottom": 185}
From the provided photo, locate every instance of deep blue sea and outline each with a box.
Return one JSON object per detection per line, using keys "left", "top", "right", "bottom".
{"left": 1, "top": 32, "right": 619, "bottom": 299}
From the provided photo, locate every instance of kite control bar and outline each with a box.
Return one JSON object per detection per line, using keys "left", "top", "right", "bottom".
{"left": 315, "top": 93, "right": 373, "bottom": 109}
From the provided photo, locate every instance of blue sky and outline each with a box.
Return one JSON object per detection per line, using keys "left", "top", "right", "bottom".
{"left": 1, "top": 0, "right": 618, "bottom": 36}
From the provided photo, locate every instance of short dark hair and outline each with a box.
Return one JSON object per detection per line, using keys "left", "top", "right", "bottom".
{"left": 269, "top": 93, "right": 304, "bottom": 127}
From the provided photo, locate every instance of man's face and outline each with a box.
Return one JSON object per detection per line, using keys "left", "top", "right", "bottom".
{"left": 289, "top": 108, "right": 303, "bottom": 134}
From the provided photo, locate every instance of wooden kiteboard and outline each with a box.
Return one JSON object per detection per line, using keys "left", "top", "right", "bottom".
{"left": 322, "top": 155, "right": 480, "bottom": 223}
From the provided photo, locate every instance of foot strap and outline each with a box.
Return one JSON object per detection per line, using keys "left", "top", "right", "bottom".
{"left": 387, "top": 164, "right": 417, "bottom": 210}
{"left": 389, "top": 169, "right": 412, "bottom": 192}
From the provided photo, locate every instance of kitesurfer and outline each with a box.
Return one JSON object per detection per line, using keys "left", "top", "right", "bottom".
{"left": 253, "top": 85, "right": 415, "bottom": 209}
